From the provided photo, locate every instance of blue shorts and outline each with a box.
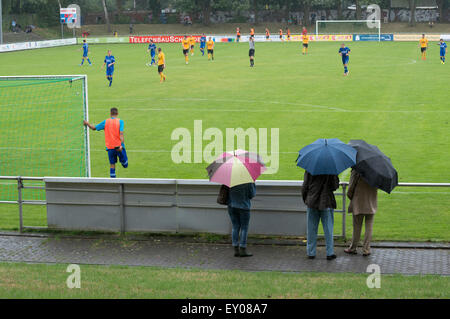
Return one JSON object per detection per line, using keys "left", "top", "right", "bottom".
{"left": 106, "top": 68, "right": 114, "bottom": 76}
{"left": 151, "top": 52, "right": 156, "bottom": 58}
{"left": 200, "top": 44, "right": 205, "bottom": 49}
{"left": 107, "top": 146, "right": 128, "bottom": 167}
{"left": 83, "top": 53, "right": 88, "bottom": 57}
{"left": 440, "top": 50, "right": 446, "bottom": 56}
{"left": 342, "top": 57, "right": 349, "bottom": 65}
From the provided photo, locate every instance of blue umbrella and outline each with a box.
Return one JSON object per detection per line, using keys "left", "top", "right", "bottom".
{"left": 296, "top": 138, "right": 357, "bottom": 175}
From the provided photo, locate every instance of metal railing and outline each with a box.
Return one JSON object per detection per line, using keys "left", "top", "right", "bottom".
{"left": 0, "top": 176, "right": 46, "bottom": 232}
{"left": 1, "top": 176, "right": 449, "bottom": 238}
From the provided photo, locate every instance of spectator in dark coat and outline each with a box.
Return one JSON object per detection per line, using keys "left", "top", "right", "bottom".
{"left": 302, "top": 171, "right": 340, "bottom": 260}
{"left": 227, "top": 183, "right": 256, "bottom": 257}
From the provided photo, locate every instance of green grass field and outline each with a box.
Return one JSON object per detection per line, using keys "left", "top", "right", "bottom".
{"left": 0, "top": 262, "right": 448, "bottom": 298}
{"left": 0, "top": 41, "right": 449, "bottom": 240}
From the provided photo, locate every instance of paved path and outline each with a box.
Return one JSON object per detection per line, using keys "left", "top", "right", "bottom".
{"left": 0, "top": 234, "right": 448, "bottom": 275}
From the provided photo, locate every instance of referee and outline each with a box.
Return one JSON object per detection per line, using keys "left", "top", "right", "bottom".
{"left": 249, "top": 36, "right": 255, "bottom": 67}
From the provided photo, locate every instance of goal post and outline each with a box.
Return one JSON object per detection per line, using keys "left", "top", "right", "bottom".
{"left": 315, "top": 20, "right": 381, "bottom": 41}
{"left": 0, "top": 75, "right": 91, "bottom": 201}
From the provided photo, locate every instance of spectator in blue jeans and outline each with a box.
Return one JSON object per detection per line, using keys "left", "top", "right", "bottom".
{"left": 227, "top": 183, "right": 256, "bottom": 257}
{"left": 301, "top": 171, "right": 340, "bottom": 260}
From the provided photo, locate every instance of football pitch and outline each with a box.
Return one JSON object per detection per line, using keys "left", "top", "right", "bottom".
{"left": 0, "top": 41, "right": 449, "bottom": 240}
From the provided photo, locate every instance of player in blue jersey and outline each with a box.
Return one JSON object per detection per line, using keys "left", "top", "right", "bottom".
{"left": 102, "top": 50, "right": 116, "bottom": 87}
{"left": 438, "top": 38, "right": 447, "bottom": 64}
{"left": 199, "top": 33, "right": 206, "bottom": 56}
{"left": 147, "top": 39, "right": 157, "bottom": 66}
{"left": 80, "top": 39, "right": 92, "bottom": 66}
{"left": 338, "top": 43, "right": 351, "bottom": 76}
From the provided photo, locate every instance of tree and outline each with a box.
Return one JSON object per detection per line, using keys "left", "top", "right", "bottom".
{"left": 436, "top": 0, "right": 444, "bottom": 22}
{"left": 302, "top": 0, "right": 310, "bottom": 25}
{"left": 101, "top": 0, "right": 111, "bottom": 33}
{"left": 336, "top": 0, "right": 343, "bottom": 20}
{"left": 250, "top": 0, "right": 260, "bottom": 24}
{"left": 355, "top": 0, "right": 362, "bottom": 19}
{"left": 148, "top": 0, "right": 161, "bottom": 15}
{"left": 409, "top": 0, "right": 416, "bottom": 26}
{"left": 201, "top": 0, "right": 212, "bottom": 25}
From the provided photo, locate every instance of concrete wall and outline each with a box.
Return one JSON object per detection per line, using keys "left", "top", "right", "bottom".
{"left": 45, "top": 178, "right": 307, "bottom": 236}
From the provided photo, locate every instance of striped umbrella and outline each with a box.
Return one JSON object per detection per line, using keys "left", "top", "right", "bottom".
{"left": 206, "top": 150, "right": 267, "bottom": 187}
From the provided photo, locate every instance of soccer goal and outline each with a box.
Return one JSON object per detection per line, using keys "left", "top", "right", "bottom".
{"left": 316, "top": 20, "right": 381, "bottom": 41}
{"left": 0, "top": 75, "right": 90, "bottom": 201}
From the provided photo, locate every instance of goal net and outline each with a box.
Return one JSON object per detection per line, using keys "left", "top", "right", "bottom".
{"left": 316, "top": 20, "right": 381, "bottom": 40}
{"left": 0, "top": 75, "right": 90, "bottom": 201}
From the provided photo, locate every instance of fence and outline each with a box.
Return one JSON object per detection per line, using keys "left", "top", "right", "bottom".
{"left": 1, "top": 176, "right": 450, "bottom": 239}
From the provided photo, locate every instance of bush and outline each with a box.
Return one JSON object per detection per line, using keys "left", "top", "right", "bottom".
{"left": 113, "top": 14, "right": 132, "bottom": 24}
{"left": 229, "top": 15, "right": 247, "bottom": 23}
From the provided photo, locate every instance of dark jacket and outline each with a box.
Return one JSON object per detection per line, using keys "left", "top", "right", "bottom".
{"left": 301, "top": 171, "right": 340, "bottom": 210}
{"left": 228, "top": 183, "right": 256, "bottom": 210}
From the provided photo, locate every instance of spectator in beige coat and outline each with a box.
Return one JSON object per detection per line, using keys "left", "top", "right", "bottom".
{"left": 344, "top": 169, "right": 378, "bottom": 256}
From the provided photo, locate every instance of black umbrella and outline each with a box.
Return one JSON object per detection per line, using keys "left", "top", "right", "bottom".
{"left": 348, "top": 140, "right": 398, "bottom": 194}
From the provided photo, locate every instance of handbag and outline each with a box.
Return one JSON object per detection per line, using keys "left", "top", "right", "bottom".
{"left": 217, "top": 185, "right": 229, "bottom": 205}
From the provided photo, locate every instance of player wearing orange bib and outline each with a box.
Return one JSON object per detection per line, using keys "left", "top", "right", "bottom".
{"left": 419, "top": 34, "right": 428, "bottom": 60}
{"left": 265, "top": 28, "right": 270, "bottom": 40}
{"left": 302, "top": 34, "right": 309, "bottom": 55}
{"left": 236, "top": 27, "right": 241, "bottom": 42}
{"left": 250, "top": 28, "right": 255, "bottom": 38}
{"left": 206, "top": 37, "right": 214, "bottom": 61}
{"left": 182, "top": 36, "right": 190, "bottom": 64}
{"left": 279, "top": 29, "right": 283, "bottom": 41}
{"left": 286, "top": 28, "right": 291, "bottom": 41}
{"left": 83, "top": 108, "right": 128, "bottom": 178}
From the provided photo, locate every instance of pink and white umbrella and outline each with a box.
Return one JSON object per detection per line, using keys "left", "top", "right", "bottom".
{"left": 206, "top": 149, "right": 267, "bottom": 187}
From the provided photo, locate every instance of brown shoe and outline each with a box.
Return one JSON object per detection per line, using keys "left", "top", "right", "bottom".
{"left": 344, "top": 248, "right": 357, "bottom": 255}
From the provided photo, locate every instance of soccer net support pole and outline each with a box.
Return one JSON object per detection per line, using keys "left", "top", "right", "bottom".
{"left": 0, "top": 0, "right": 3, "bottom": 45}
{"left": 378, "top": 20, "right": 381, "bottom": 42}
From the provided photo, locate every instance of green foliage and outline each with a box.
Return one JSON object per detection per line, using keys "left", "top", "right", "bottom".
{"left": 213, "top": 0, "right": 250, "bottom": 12}
{"left": 0, "top": 262, "right": 448, "bottom": 298}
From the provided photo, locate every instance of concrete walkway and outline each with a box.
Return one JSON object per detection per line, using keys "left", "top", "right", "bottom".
{"left": 0, "top": 233, "right": 448, "bottom": 275}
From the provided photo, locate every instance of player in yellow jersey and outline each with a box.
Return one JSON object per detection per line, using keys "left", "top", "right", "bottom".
{"left": 206, "top": 37, "right": 214, "bottom": 61}
{"left": 302, "top": 34, "right": 309, "bottom": 55}
{"left": 189, "top": 35, "right": 196, "bottom": 56}
{"left": 182, "top": 36, "right": 190, "bottom": 64}
{"left": 157, "top": 48, "right": 166, "bottom": 83}
{"left": 419, "top": 34, "right": 428, "bottom": 60}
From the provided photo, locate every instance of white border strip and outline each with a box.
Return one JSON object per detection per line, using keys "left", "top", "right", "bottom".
{"left": 0, "top": 38, "right": 76, "bottom": 53}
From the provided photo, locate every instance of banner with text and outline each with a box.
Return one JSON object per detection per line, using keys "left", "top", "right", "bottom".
{"left": 129, "top": 35, "right": 202, "bottom": 43}
{"left": 0, "top": 38, "right": 76, "bottom": 53}
{"left": 77, "top": 37, "right": 128, "bottom": 44}
{"left": 394, "top": 34, "right": 441, "bottom": 41}
{"left": 353, "top": 34, "right": 393, "bottom": 41}
{"left": 299, "top": 34, "right": 353, "bottom": 42}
